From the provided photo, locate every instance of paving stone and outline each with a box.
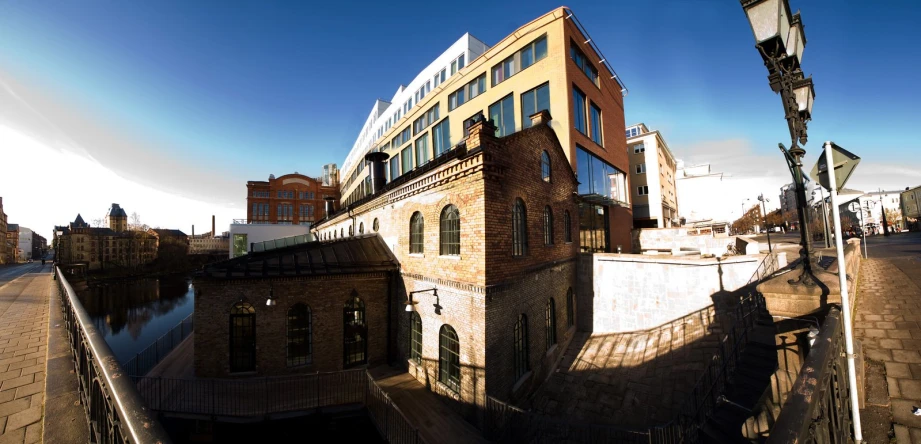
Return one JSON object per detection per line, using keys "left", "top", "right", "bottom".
{"left": 901, "top": 379, "right": 921, "bottom": 399}
{"left": 892, "top": 350, "right": 921, "bottom": 364}
{"left": 894, "top": 424, "right": 910, "bottom": 443}
{"left": 23, "top": 422, "right": 41, "bottom": 444}
{"left": 888, "top": 362, "right": 913, "bottom": 378}
{"left": 880, "top": 339, "right": 904, "bottom": 350}
{"left": 0, "top": 427, "right": 25, "bottom": 444}
{"left": 0, "top": 398, "right": 30, "bottom": 418}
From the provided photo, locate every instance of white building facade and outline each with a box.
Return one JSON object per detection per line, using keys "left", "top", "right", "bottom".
{"left": 626, "top": 123, "right": 678, "bottom": 228}
{"left": 17, "top": 226, "right": 32, "bottom": 261}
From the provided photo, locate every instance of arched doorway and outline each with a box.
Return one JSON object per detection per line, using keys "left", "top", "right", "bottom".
{"left": 343, "top": 294, "right": 367, "bottom": 367}
{"left": 230, "top": 302, "right": 256, "bottom": 373}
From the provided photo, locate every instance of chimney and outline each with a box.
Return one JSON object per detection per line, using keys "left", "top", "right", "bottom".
{"left": 529, "top": 109, "right": 552, "bottom": 127}
{"left": 464, "top": 113, "right": 498, "bottom": 152}
{"left": 364, "top": 152, "right": 390, "bottom": 195}
{"left": 192, "top": 225, "right": 195, "bottom": 237}
{"left": 324, "top": 197, "right": 336, "bottom": 219}
{"left": 212, "top": 215, "right": 216, "bottom": 238}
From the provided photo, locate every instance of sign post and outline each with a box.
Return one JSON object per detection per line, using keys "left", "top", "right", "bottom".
{"left": 822, "top": 140, "right": 862, "bottom": 442}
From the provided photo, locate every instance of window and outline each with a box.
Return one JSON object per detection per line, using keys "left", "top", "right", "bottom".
{"left": 463, "top": 114, "right": 483, "bottom": 137}
{"left": 633, "top": 143, "right": 645, "bottom": 154}
{"left": 410, "top": 312, "right": 423, "bottom": 364}
{"left": 229, "top": 302, "right": 256, "bottom": 372}
{"left": 410, "top": 212, "right": 424, "bottom": 254}
{"left": 564, "top": 210, "right": 572, "bottom": 243}
{"left": 546, "top": 298, "right": 557, "bottom": 349}
{"left": 489, "top": 94, "right": 515, "bottom": 137}
{"left": 373, "top": 218, "right": 379, "bottom": 232}
{"left": 434, "top": 68, "right": 446, "bottom": 87}
{"left": 570, "top": 43, "right": 599, "bottom": 86}
{"left": 287, "top": 304, "right": 312, "bottom": 366}
{"left": 521, "top": 83, "right": 550, "bottom": 129}
{"left": 514, "top": 314, "right": 529, "bottom": 380}
{"left": 590, "top": 103, "right": 602, "bottom": 145}
{"left": 359, "top": 222, "right": 364, "bottom": 234}
{"left": 543, "top": 206, "right": 554, "bottom": 245}
{"left": 439, "top": 325, "right": 460, "bottom": 392}
{"left": 626, "top": 127, "right": 639, "bottom": 138}
{"left": 413, "top": 105, "right": 440, "bottom": 135}
{"left": 440, "top": 205, "right": 460, "bottom": 256}
{"left": 448, "top": 74, "right": 486, "bottom": 110}
{"left": 414, "top": 135, "right": 430, "bottom": 168}
{"left": 492, "top": 35, "right": 547, "bottom": 86}
{"left": 573, "top": 87, "right": 587, "bottom": 135}
{"left": 577, "top": 146, "right": 628, "bottom": 204}
{"left": 638, "top": 186, "right": 649, "bottom": 196}
{"left": 343, "top": 296, "right": 367, "bottom": 367}
{"left": 636, "top": 164, "right": 646, "bottom": 174}
{"left": 340, "top": 228, "right": 344, "bottom": 238}
{"left": 401, "top": 146, "right": 413, "bottom": 175}
{"left": 232, "top": 234, "right": 248, "bottom": 257}
{"left": 512, "top": 198, "right": 528, "bottom": 256}
{"left": 541, "top": 151, "right": 551, "bottom": 182}
{"left": 566, "top": 289, "right": 574, "bottom": 327}
{"left": 450, "top": 53, "right": 465, "bottom": 75}
{"left": 432, "top": 118, "right": 451, "bottom": 157}
{"left": 390, "top": 157, "right": 400, "bottom": 181}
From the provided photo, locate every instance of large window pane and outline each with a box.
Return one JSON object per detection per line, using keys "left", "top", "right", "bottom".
{"left": 521, "top": 46, "right": 534, "bottom": 69}
{"left": 573, "top": 87, "right": 587, "bottom": 134}
{"left": 590, "top": 104, "right": 602, "bottom": 145}
{"left": 591, "top": 156, "right": 606, "bottom": 198}
{"left": 433, "top": 119, "right": 450, "bottom": 157}
{"left": 535, "top": 37, "right": 548, "bottom": 60}
{"left": 522, "top": 83, "right": 550, "bottom": 129}
{"left": 390, "top": 157, "right": 400, "bottom": 181}
{"left": 401, "top": 146, "right": 412, "bottom": 174}
{"left": 577, "top": 148, "right": 592, "bottom": 195}
{"left": 415, "top": 136, "right": 429, "bottom": 168}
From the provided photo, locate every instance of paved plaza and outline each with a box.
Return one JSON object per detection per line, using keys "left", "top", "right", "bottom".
{"left": 0, "top": 265, "right": 50, "bottom": 443}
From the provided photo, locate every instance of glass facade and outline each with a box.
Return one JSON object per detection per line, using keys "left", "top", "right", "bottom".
{"left": 573, "top": 87, "right": 587, "bottom": 135}
{"left": 521, "top": 83, "right": 550, "bottom": 129}
{"left": 489, "top": 94, "right": 516, "bottom": 137}
{"left": 433, "top": 118, "right": 451, "bottom": 157}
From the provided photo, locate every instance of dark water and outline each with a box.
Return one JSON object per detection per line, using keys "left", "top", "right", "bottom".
{"left": 77, "top": 276, "right": 195, "bottom": 364}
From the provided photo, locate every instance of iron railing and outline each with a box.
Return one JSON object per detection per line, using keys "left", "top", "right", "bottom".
{"left": 748, "top": 252, "right": 781, "bottom": 286}
{"left": 122, "top": 313, "right": 194, "bottom": 377}
{"left": 133, "top": 370, "right": 420, "bottom": 443}
{"left": 767, "top": 307, "right": 853, "bottom": 444}
{"left": 55, "top": 266, "right": 171, "bottom": 443}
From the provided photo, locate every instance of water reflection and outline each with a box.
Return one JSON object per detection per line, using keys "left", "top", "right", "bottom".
{"left": 78, "top": 276, "right": 195, "bottom": 364}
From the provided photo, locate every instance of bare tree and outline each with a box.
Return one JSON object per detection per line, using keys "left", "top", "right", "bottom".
{"left": 91, "top": 217, "right": 105, "bottom": 228}
{"left": 129, "top": 212, "right": 149, "bottom": 231}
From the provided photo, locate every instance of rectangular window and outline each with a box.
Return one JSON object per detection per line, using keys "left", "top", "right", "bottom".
{"left": 488, "top": 94, "right": 515, "bottom": 137}
{"left": 415, "top": 135, "right": 429, "bottom": 168}
{"left": 390, "top": 157, "right": 400, "bottom": 181}
{"left": 570, "top": 43, "right": 600, "bottom": 86}
{"left": 636, "top": 164, "right": 646, "bottom": 174}
{"left": 448, "top": 74, "right": 486, "bottom": 110}
{"left": 492, "top": 35, "right": 547, "bottom": 86}
{"left": 413, "top": 105, "right": 440, "bottom": 135}
{"left": 521, "top": 83, "right": 550, "bottom": 129}
{"left": 638, "top": 186, "right": 649, "bottom": 196}
{"left": 590, "top": 103, "right": 602, "bottom": 145}
{"left": 633, "top": 143, "right": 645, "bottom": 153}
{"left": 434, "top": 68, "right": 446, "bottom": 87}
{"left": 401, "top": 146, "right": 412, "bottom": 174}
{"left": 577, "top": 146, "right": 628, "bottom": 204}
{"left": 573, "top": 87, "right": 587, "bottom": 135}
{"left": 433, "top": 118, "right": 451, "bottom": 157}
{"left": 463, "top": 114, "right": 480, "bottom": 137}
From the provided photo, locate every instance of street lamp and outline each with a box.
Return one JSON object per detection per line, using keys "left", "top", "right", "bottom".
{"left": 757, "top": 194, "right": 773, "bottom": 253}
{"left": 741, "top": 0, "right": 817, "bottom": 286}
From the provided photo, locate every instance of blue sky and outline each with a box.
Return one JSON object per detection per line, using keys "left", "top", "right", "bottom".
{"left": 2, "top": 0, "right": 919, "bottom": 239}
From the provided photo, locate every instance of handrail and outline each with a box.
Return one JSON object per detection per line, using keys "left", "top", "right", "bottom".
{"left": 748, "top": 252, "right": 780, "bottom": 286}
{"left": 56, "top": 266, "right": 171, "bottom": 443}
{"left": 767, "top": 308, "right": 853, "bottom": 443}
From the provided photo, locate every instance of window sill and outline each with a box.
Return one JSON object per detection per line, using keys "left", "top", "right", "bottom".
{"left": 438, "top": 255, "right": 461, "bottom": 260}
{"left": 546, "top": 344, "right": 558, "bottom": 357}
{"left": 436, "top": 381, "right": 461, "bottom": 399}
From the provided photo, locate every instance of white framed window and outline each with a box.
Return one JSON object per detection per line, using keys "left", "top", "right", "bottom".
{"left": 633, "top": 143, "right": 645, "bottom": 154}
{"left": 637, "top": 186, "right": 649, "bottom": 196}
{"left": 635, "top": 164, "right": 646, "bottom": 174}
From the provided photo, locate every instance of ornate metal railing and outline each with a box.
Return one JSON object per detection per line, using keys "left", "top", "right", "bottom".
{"left": 133, "top": 370, "right": 420, "bottom": 443}
{"left": 673, "top": 291, "right": 767, "bottom": 443}
{"left": 55, "top": 266, "right": 171, "bottom": 443}
{"left": 767, "top": 307, "right": 853, "bottom": 444}
{"left": 122, "top": 313, "right": 194, "bottom": 378}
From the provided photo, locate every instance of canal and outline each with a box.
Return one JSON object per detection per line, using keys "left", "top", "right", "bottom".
{"left": 77, "top": 276, "right": 195, "bottom": 365}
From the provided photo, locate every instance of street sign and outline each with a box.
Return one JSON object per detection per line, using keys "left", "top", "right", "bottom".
{"left": 810, "top": 142, "right": 860, "bottom": 192}
{"left": 848, "top": 201, "right": 860, "bottom": 213}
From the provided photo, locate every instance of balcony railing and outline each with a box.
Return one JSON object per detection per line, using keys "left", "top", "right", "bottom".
{"left": 767, "top": 307, "right": 854, "bottom": 444}
{"left": 55, "top": 267, "right": 171, "bottom": 443}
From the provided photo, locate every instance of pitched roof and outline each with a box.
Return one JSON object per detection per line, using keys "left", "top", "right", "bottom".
{"left": 151, "top": 228, "right": 187, "bottom": 237}
{"left": 199, "top": 233, "right": 399, "bottom": 279}
{"left": 107, "top": 204, "right": 128, "bottom": 218}
{"left": 73, "top": 214, "right": 87, "bottom": 226}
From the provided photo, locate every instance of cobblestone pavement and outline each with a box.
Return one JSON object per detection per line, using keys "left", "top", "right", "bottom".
{"left": 0, "top": 265, "right": 50, "bottom": 443}
{"left": 854, "top": 252, "right": 921, "bottom": 443}
{"left": 529, "top": 305, "right": 727, "bottom": 428}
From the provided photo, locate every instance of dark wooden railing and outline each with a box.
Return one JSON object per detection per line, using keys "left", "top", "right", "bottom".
{"left": 767, "top": 307, "right": 854, "bottom": 444}
{"left": 56, "top": 266, "right": 172, "bottom": 443}
{"left": 123, "top": 313, "right": 194, "bottom": 377}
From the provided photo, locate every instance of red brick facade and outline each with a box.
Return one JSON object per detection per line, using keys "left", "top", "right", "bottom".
{"left": 246, "top": 173, "right": 340, "bottom": 225}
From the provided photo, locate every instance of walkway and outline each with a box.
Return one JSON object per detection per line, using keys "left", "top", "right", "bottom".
{"left": 853, "top": 232, "right": 921, "bottom": 443}
{"left": 0, "top": 265, "right": 49, "bottom": 443}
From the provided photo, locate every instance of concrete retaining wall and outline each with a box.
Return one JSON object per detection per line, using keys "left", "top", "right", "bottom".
{"left": 632, "top": 228, "right": 737, "bottom": 256}
{"left": 588, "top": 254, "right": 765, "bottom": 333}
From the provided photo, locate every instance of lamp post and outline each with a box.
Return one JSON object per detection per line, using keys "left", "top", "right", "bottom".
{"left": 758, "top": 194, "right": 772, "bottom": 253}
{"left": 741, "top": 0, "right": 816, "bottom": 286}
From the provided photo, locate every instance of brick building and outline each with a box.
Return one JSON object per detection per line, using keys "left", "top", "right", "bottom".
{"left": 5, "top": 224, "right": 19, "bottom": 264}
{"left": 55, "top": 207, "right": 158, "bottom": 270}
{"left": 0, "top": 197, "right": 7, "bottom": 264}
{"left": 245, "top": 172, "right": 340, "bottom": 226}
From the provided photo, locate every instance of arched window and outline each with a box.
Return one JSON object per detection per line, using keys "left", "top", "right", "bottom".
{"left": 514, "top": 314, "right": 529, "bottom": 380}
{"left": 439, "top": 325, "right": 460, "bottom": 392}
{"left": 541, "top": 151, "right": 551, "bottom": 182}
{"left": 340, "top": 228, "right": 344, "bottom": 238}
{"left": 359, "top": 222, "right": 365, "bottom": 234}
{"left": 545, "top": 298, "right": 557, "bottom": 349}
{"left": 512, "top": 198, "right": 528, "bottom": 256}
{"left": 343, "top": 295, "right": 367, "bottom": 367}
{"left": 349, "top": 225, "right": 354, "bottom": 237}
{"left": 287, "top": 304, "right": 312, "bottom": 366}
{"left": 410, "top": 212, "right": 424, "bottom": 254}
{"left": 440, "top": 205, "right": 460, "bottom": 256}
{"left": 543, "top": 206, "right": 554, "bottom": 245}
{"left": 410, "top": 312, "right": 423, "bottom": 364}
{"left": 373, "top": 218, "right": 380, "bottom": 232}
{"left": 564, "top": 210, "right": 572, "bottom": 243}
{"left": 229, "top": 302, "right": 256, "bottom": 373}
{"left": 566, "top": 288, "right": 575, "bottom": 327}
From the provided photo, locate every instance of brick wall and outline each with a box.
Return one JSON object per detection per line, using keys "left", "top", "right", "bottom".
{"left": 193, "top": 273, "right": 391, "bottom": 377}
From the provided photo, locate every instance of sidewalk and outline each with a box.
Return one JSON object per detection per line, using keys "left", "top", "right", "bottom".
{"left": 0, "top": 266, "right": 50, "bottom": 443}
{"left": 855, "top": 255, "right": 921, "bottom": 443}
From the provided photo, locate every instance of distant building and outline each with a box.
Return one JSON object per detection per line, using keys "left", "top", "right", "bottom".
{"left": 900, "top": 185, "right": 921, "bottom": 231}
{"left": 106, "top": 203, "right": 128, "bottom": 232}
{"left": 0, "top": 197, "right": 7, "bottom": 264}
{"left": 6, "top": 223, "right": 20, "bottom": 264}
{"left": 863, "top": 190, "right": 903, "bottom": 232}
{"left": 31, "top": 231, "right": 47, "bottom": 259}
{"left": 625, "top": 123, "right": 678, "bottom": 228}
{"left": 246, "top": 172, "right": 340, "bottom": 226}
{"left": 675, "top": 162, "right": 729, "bottom": 229}
{"left": 227, "top": 223, "right": 312, "bottom": 258}
{"left": 55, "top": 207, "right": 158, "bottom": 270}
{"left": 779, "top": 183, "right": 798, "bottom": 230}
{"left": 190, "top": 231, "right": 230, "bottom": 255}
{"left": 17, "top": 226, "right": 33, "bottom": 261}
{"left": 148, "top": 228, "right": 190, "bottom": 257}
{"left": 322, "top": 163, "right": 339, "bottom": 187}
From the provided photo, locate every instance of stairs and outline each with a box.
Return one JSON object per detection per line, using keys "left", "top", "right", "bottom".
{"left": 700, "top": 312, "right": 779, "bottom": 444}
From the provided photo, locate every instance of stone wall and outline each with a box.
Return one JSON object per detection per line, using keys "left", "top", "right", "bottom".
{"left": 632, "top": 228, "right": 737, "bottom": 255}
{"left": 589, "top": 254, "right": 764, "bottom": 333}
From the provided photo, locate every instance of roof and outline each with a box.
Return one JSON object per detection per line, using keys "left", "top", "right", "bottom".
{"left": 199, "top": 233, "right": 399, "bottom": 279}
{"left": 151, "top": 228, "right": 188, "bottom": 237}
{"left": 7, "top": 224, "right": 18, "bottom": 231}
{"left": 73, "top": 214, "right": 87, "bottom": 226}
{"left": 107, "top": 204, "right": 128, "bottom": 218}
